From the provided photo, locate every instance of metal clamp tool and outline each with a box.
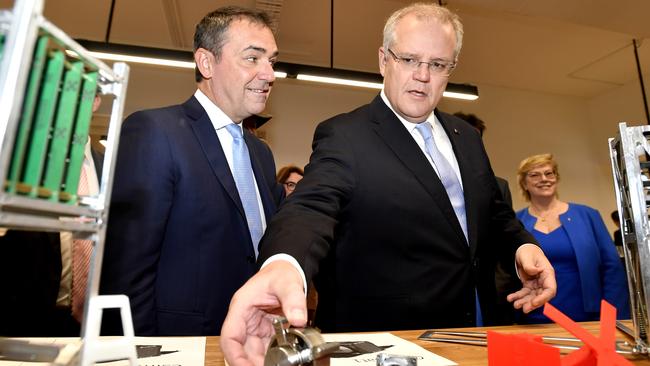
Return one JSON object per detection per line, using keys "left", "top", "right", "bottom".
{"left": 265, "top": 317, "right": 339, "bottom": 366}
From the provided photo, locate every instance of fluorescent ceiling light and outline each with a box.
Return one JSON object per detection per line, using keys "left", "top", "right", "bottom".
{"left": 71, "top": 41, "right": 477, "bottom": 100}
{"left": 297, "top": 74, "right": 383, "bottom": 89}
{"left": 274, "top": 71, "right": 288, "bottom": 78}
{"left": 442, "top": 91, "right": 479, "bottom": 100}
{"left": 86, "top": 51, "right": 195, "bottom": 69}
{"left": 295, "top": 73, "right": 478, "bottom": 100}
{"left": 69, "top": 49, "right": 287, "bottom": 78}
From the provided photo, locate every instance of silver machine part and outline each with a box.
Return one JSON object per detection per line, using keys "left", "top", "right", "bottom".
{"left": 376, "top": 353, "right": 418, "bottom": 366}
{"left": 609, "top": 122, "right": 650, "bottom": 356}
{"left": 265, "top": 317, "right": 340, "bottom": 366}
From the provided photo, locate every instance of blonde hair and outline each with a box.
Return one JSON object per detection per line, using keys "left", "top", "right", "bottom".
{"left": 517, "top": 153, "right": 560, "bottom": 202}
{"left": 382, "top": 2, "right": 464, "bottom": 60}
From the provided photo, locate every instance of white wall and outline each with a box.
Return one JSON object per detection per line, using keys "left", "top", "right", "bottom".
{"left": 260, "top": 78, "right": 377, "bottom": 169}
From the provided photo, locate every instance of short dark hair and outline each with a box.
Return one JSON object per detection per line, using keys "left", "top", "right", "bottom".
{"left": 454, "top": 112, "right": 486, "bottom": 136}
{"left": 193, "top": 6, "right": 274, "bottom": 82}
{"left": 611, "top": 210, "right": 620, "bottom": 223}
{"left": 277, "top": 165, "right": 304, "bottom": 184}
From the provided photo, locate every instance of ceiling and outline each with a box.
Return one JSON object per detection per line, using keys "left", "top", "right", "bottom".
{"left": 2, "top": 0, "right": 650, "bottom": 103}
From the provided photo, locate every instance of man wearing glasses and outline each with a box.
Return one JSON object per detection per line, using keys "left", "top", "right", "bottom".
{"left": 221, "top": 3, "right": 556, "bottom": 360}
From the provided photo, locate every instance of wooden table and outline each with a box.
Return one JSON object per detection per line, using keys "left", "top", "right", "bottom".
{"left": 205, "top": 322, "right": 650, "bottom": 365}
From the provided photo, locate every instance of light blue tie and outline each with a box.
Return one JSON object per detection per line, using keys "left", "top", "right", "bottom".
{"left": 415, "top": 122, "right": 467, "bottom": 241}
{"left": 226, "top": 123, "right": 263, "bottom": 258}
{"left": 415, "top": 122, "right": 482, "bottom": 326}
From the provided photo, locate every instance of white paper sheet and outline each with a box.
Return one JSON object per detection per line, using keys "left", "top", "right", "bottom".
{"left": 323, "top": 333, "right": 457, "bottom": 366}
{"left": 0, "top": 337, "right": 206, "bottom": 366}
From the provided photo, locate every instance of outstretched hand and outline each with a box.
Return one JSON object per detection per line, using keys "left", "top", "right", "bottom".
{"left": 220, "top": 260, "right": 307, "bottom": 366}
{"left": 507, "top": 244, "right": 556, "bottom": 313}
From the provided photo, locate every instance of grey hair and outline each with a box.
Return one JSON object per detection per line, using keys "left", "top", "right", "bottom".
{"left": 382, "top": 2, "right": 464, "bottom": 60}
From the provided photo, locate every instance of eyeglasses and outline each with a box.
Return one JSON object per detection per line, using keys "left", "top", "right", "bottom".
{"left": 283, "top": 181, "right": 298, "bottom": 191}
{"left": 386, "top": 48, "right": 456, "bottom": 76}
{"left": 526, "top": 171, "right": 556, "bottom": 181}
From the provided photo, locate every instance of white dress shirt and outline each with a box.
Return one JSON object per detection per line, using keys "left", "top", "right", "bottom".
{"left": 379, "top": 90, "right": 463, "bottom": 188}
{"left": 193, "top": 89, "right": 268, "bottom": 232}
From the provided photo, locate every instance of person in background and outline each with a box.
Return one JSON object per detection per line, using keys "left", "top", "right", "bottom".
{"left": 611, "top": 210, "right": 624, "bottom": 254}
{"left": 220, "top": 4, "right": 556, "bottom": 363}
{"left": 276, "top": 165, "right": 303, "bottom": 196}
{"left": 100, "top": 6, "right": 282, "bottom": 336}
{"left": 516, "top": 153, "right": 629, "bottom": 323}
{"left": 454, "top": 111, "right": 517, "bottom": 325}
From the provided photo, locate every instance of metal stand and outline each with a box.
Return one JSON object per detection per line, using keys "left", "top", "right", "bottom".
{"left": 609, "top": 122, "right": 650, "bottom": 356}
{"left": 0, "top": 0, "right": 133, "bottom": 364}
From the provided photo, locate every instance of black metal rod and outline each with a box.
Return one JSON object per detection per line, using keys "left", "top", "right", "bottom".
{"left": 633, "top": 39, "right": 650, "bottom": 125}
{"left": 330, "top": 0, "right": 334, "bottom": 69}
{"left": 105, "top": 0, "right": 117, "bottom": 43}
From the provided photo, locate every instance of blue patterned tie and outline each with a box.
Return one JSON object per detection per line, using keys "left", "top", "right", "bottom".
{"left": 415, "top": 122, "right": 482, "bottom": 326}
{"left": 226, "top": 123, "right": 263, "bottom": 258}
{"left": 415, "top": 122, "right": 467, "bottom": 241}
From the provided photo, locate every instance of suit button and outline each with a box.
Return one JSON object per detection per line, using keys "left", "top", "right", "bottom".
{"left": 246, "top": 255, "right": 255, "bottom": 264}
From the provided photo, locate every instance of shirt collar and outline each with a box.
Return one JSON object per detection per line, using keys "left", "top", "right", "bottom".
{"left": 379, "top": 89, "right": 439, "bottom": 133}
{"left": 194, "top": 89, "right": 239, "bottom": 130}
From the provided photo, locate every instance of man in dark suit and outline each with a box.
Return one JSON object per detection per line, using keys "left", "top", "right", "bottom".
{"left": 221, "top": 3, "right": 556, "bottom": 362}
{"left": 100, "top": 6, "right": 282, "bottom": 336}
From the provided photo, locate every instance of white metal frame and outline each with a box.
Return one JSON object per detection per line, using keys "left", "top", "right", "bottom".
{"left": 609, "top": 122, "right": 650, "bottom": 356}
{"left": 0, "top": 0, "right": 134, "bottom": 364}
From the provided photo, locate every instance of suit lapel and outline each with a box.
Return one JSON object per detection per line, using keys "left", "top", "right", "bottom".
{"left": 369, "top": 96, "right": 467, "bottom": 246}
{"left": 182, "top": 96, "right": 246, "bottom": 218}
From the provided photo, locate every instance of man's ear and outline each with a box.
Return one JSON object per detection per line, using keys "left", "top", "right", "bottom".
{"left": 378, "top": 47, "right": 387, "bottom": 77}
{"left": 194, "top": 48, "right": 215, "bottom": 80}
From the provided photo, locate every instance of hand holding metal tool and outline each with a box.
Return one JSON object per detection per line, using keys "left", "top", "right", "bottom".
{"left": 265, "top": 316, "right": 339, "bottom": 366}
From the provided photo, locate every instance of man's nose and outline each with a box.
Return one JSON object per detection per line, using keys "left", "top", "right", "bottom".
{"left": 258, "top": 61, "right": 276, "bottom": 82}
{"left": 413, "top": 62, "right": 431, "bottom": 82}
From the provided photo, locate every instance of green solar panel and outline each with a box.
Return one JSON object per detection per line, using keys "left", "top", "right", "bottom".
{"left": 6, "top": 35, "right": 49, "bottom": 193}
{"left": 61, "top": 71, "right": 98, "bottom": 203}
{"left": 19, "top": 49, "right": 65, "bottom": 198}
{"left": 41, "top": 60, "right": 84, "bottom": 202}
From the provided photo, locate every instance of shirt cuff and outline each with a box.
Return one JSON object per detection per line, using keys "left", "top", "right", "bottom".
{"left": 261, "top": 254, "right": 308, "bottom": 296}
{"left": 514, "top": 243, "right": 541, "bottom": 280}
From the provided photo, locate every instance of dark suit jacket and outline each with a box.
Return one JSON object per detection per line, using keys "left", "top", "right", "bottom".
{"left": 101, "top": 96, "right": 282, "bottom": 335}
{"left": 259, "top": 95, "right": 536, "bottom": 332}
{"left": 0, "top": 230, "right": 61, "bottom": 336}
{"left": 491, "top": 176, "right": 520, "bottom": 325}
{"left": 495, "top": 177, "right": 512, "bottom": 207}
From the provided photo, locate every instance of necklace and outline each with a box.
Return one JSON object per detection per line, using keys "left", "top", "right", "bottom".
{"left": 529, "top": 205, "right": 556, "bottom": 222}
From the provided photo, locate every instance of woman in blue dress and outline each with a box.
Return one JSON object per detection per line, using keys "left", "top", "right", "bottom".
{"left": 515, "top": 154, "right": 629, "bottom": 323}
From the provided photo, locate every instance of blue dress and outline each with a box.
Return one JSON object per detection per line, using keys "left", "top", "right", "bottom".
{"left": 516, "top": 203, "right": 630, "bottom": 323}
{"left": 523, "top": 227, "right": 597, "bottom": 323}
